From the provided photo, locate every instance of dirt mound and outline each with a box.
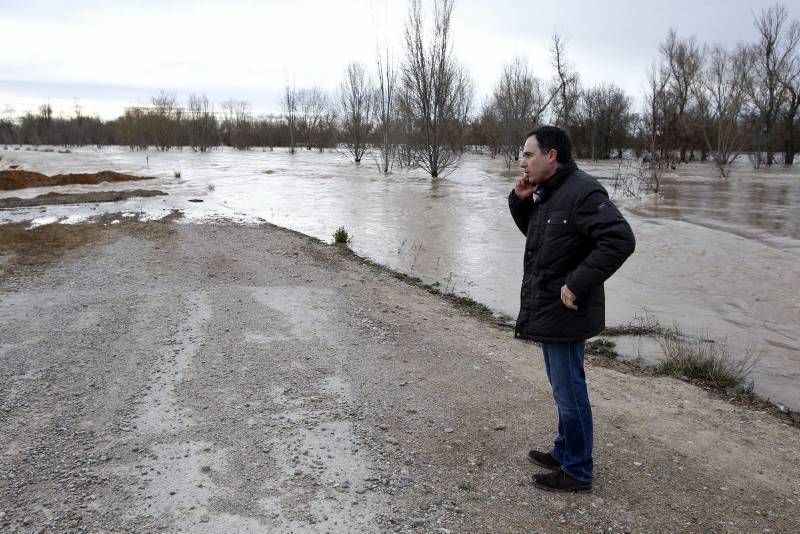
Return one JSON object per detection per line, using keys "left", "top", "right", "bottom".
{"left": 0, "top": 170, "right": 155, "bottom": 191}
{"left": 0, "top": 189, "right": 167, "bottom": 208}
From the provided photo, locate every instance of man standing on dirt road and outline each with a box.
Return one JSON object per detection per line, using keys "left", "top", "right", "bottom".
{"left": 508, "top": 126, "right": 635, "bottom": 493}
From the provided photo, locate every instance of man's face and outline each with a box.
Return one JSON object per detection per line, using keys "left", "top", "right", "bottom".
{"left": 520, "top": 135, "right": 557, "bottom": 186}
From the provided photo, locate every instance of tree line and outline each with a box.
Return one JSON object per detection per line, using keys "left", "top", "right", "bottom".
{"left": 1, "top": 1, "right": 798, "bottom": 178}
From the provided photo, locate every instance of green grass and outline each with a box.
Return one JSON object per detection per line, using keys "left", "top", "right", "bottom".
{"left": 586, "top": 338, "right": 618, "bottom": 359}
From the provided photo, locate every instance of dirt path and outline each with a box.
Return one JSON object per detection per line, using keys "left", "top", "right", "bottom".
{"left": 0, "top": 221, "right": 797, "bottom": 532}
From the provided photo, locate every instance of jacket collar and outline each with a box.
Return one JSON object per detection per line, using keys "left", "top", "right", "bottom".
{"left": 536, "top": 160, "right": 576, "bottom": 203}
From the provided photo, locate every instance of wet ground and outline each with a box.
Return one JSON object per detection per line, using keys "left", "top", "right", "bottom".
{"left": 0, "top": 220, "right": 797, "bottom": 532}
{"left": 1, "top": 146, "right": 798, "bottom": 410}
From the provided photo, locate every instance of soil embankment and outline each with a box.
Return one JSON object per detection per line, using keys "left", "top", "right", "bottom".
{"left": 0, "top": 170, "right": 155, "bottom": 191}
{"left": 0, "top": 189, "right": 167, "bottom": 208}
{"left": 0, "top": 220, "right": 798, "bottom": 532}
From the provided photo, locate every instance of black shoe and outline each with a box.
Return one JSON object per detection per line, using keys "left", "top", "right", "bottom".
{"left": 527, "top": 450, "right": 560, "bottom": 470}
{"left": 532, "top": 469, "right": 592, "bottom": 493}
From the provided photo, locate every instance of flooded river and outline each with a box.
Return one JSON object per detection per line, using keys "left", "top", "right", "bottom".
{"left": 2, "top": 146, "right": 799, "bottom": 410}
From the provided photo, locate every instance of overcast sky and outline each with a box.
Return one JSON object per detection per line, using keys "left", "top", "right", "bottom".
{"left": 1, "top": 0, "right": 797, "bottom": 120}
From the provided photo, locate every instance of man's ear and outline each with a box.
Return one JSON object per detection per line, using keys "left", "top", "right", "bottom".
{"left": 548, "top": 149, "right": 558, "bottom": 163}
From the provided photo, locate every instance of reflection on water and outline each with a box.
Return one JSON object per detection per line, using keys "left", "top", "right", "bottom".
{"left": 1, "top": 147, "right": 799, "bottom": 410}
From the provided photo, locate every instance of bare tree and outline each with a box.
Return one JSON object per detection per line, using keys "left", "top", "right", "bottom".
{"left": 747, "top": 3, "right": 800, "bottom": 164}
{"left": 296, "top": 87, "right": 329, "bottom": 150}
{"left": 780, "top": 44, "right": 800, "bottom": 164}
{"left": 318, "top": 105, "right": 338, "bottom": 152}
{"left": 660, "top": 29, "right": 705, "bottom": 162}
{"left": 150, "top": 91, "right": 179, "bottom": 151}
{"left": 254, "top": 116, "right": 281, "bottom": 151}
{"left": 643, "top": 62, "right": 671, "bottom": 159}
{"left": 550, "top": 34, "right": 580, "bottom": 129}
{"left": 577, "top": 84, "right": 633, "bottom": 160}
{"left": 0, "top": 106, "right": 15, "bottom": 145}
{"left": 282, "top": 84, "right": 298, "bottom": 154}
{"left": 116, "top": 107, "right": 148, "bottom": 150}
{"left": 187, "top": 93, "right": 217, "bottom": 152}
{"left": 222, "top": 99, "right": 254, "bottom": 150}
{"left": 400, "top": 0, "right": 472, "bottom": 178}
{"left": 696, "top": 45, "right": 754, "bottom": 177}
{"left": 491, "top": 56, "right": 554, "bottom": 168}
{"left": 477, "top": 101, "right": 502, "bottom": 158}
{"left": 374, "top": 40, "right": 397, "bottom": 173}
{"left": 339, "top": 62, "right": 373, "bottom": 163}
{"left": 639, "top": 62, "right": 674, "bottom": 189}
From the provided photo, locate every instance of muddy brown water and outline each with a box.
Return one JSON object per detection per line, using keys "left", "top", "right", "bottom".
{"left": 1, "top": 147, "right": 798, "bottom": 410}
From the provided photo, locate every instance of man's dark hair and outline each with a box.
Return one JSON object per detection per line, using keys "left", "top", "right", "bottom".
{"left": 526, "top": 126, "right": 572, "bottom": 164}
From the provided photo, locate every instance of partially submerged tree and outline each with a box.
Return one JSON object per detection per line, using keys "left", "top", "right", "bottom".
{"left": 400, "top": 0, "right": 472, "bottom": 178}
{"left": 339, "top": 62, "right": 373, "bottom": 163}
{"left": 477, "top": 101, "right": 502, "bottom": 158}
{"left": 747, "top": 3, "right": 800, "bottom": 164}
{"left": 779, "top": 43, "right": 800, "bottom": 164}
{"left": 660, "top": 29, "right": 705, "bottom": 162}
{"left": 296, "top": 87, "right": 329, "bottom": 150}
{"left": 491, "top": 56, "right": 553, "bottom": 168}
{"left": 150, "top": 91, "right": 180, "bottom": 151}
{"left": 696, "top": 45, "right": 754, "bottom": 177}
{"left": 222, "top": 99, "right": 254, "bottom": 150}
{"left": 187, "top": 93, "right": 218, "bottom": 152}
{"left": 577, "top": 83, "right": 634, "bottom": 160}
{"left": 643, "top": 62, "right": 671, "bottom": 160}
{"left": 282, "top": 84, "right": 298, "bottom": 154}
{"left": 253, "top": 116, "right": 282, "bottom": 151}
{"left": 374, "top": 40, "right": 397, "bottom": 173}
{"left": 317, "top": 104, "right": 338, "bottom": 151}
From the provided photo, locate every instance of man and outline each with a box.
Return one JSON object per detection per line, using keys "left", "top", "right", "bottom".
{"left": 508, "top": 126, "right": 635, "bottom": 493}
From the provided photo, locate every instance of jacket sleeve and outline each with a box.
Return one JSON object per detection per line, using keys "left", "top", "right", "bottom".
{"left": 508, "top": 190, "right": 534, "bottom": 236}
{"left": 565, "top": 190, "right": 635, "bottom": 298}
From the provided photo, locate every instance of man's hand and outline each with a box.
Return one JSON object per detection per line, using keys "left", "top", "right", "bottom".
{"left": 514, "top": 175, "right": 537, "bottom": 200}
{"left": 560, "top": 284, "right": 578, "bottom": 310}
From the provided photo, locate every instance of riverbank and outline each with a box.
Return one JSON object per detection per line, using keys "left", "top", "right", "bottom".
{"left": 0, "top": 218, "right": 797, "bottom": 532}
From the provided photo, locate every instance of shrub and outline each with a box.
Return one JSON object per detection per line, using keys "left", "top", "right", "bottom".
{"left": 173, "top": 170, "right": 181, "bottom": 178}
{"left": 333, "top": 226, "right": 350, "bottom": 244}
{"left": 655, "top": 326, "right": 758, "bottom": 389}
{"left": 586, "top": 338, "right": 618, "bottom": 359}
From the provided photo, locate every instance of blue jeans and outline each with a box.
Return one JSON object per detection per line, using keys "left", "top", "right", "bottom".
{"left": 541, "top": 341, "right": 593, "bottom": 482}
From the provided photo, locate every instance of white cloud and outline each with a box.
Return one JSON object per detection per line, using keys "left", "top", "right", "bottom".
{"left": 0, "top": 0, "right": 796, "bottom": 118}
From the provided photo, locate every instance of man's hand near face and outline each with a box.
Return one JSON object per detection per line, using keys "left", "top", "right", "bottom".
{"left": 514, "top": 175, "right": 537, "bottom": 200}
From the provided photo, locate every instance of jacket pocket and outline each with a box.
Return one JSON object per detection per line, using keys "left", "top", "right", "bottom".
{"left": 544, "top": 210, "right": 571, "bottom": 232}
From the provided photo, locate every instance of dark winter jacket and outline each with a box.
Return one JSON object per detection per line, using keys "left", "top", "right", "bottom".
{"left": 508, "top": 160, "right": 635, "bottom": 343}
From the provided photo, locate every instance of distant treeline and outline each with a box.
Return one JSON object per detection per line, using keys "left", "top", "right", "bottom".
{"left": 2, "top": 1, "right": 799, "bottom": 177}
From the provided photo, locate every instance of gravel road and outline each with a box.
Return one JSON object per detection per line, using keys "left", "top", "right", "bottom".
{"left": 1, "top": 220, "right": 798, "bottom": 532}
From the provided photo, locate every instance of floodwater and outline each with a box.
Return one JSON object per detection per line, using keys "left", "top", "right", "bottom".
{"left": 1, "top": 146, "right": 799, "bottom": 410}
